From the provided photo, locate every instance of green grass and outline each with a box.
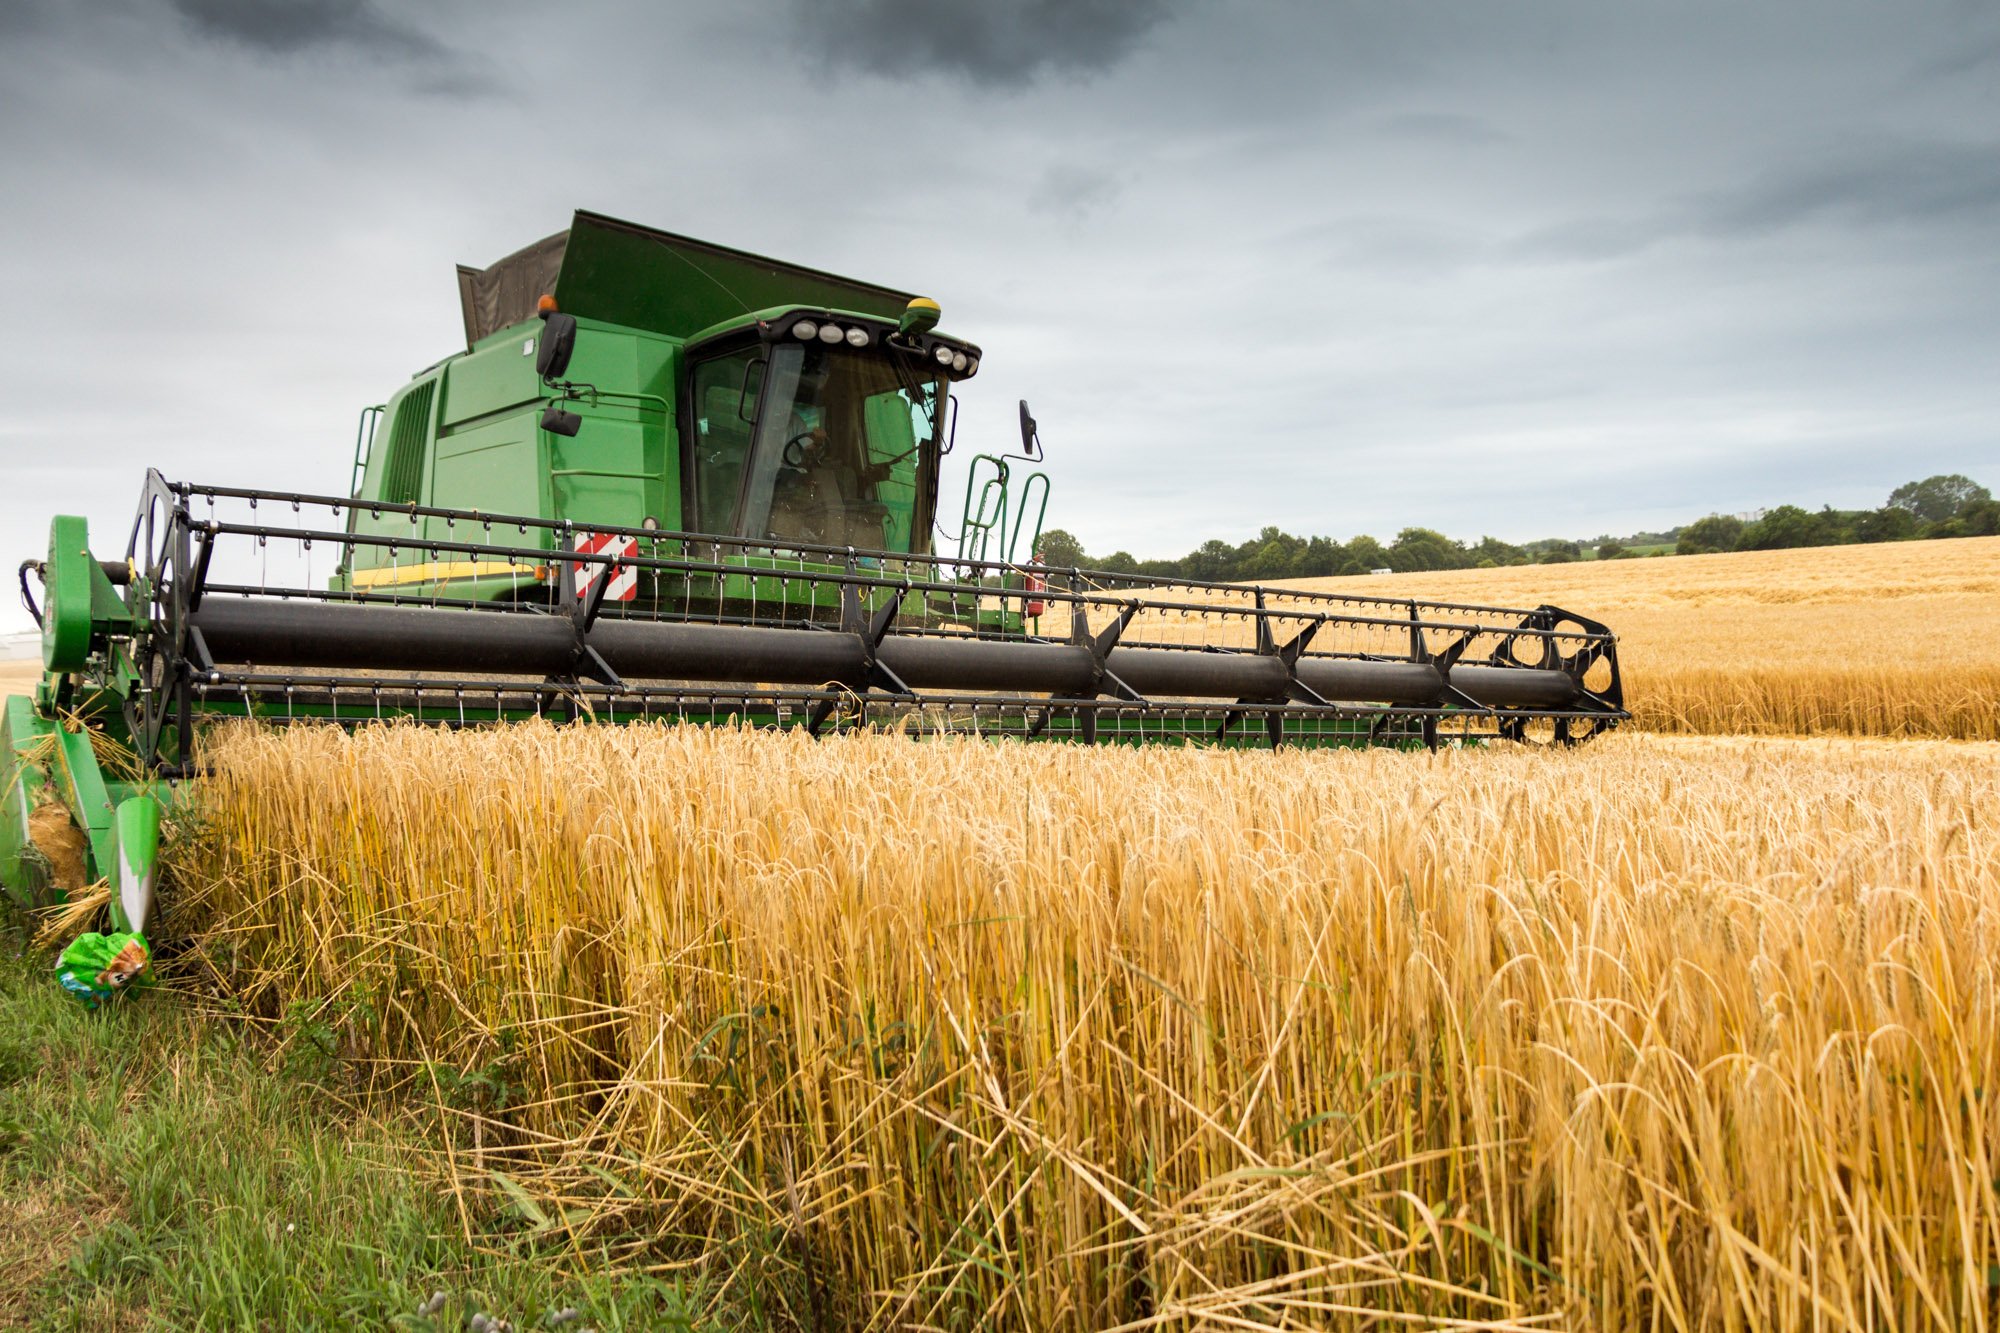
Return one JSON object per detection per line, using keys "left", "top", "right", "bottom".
{"left": 0, "top": 928, "right": 707, "bottom": 1332}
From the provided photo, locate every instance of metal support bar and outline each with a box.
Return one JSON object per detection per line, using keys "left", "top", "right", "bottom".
{"left": 1278, "top": 622, "right": 1332, "bottom": 707}
{"left": 185, "top": 625, "right": 216, "bottom": 678}
{"left": 576, "top": 644, "right": 623, "bottom": 689}
{"left": 187, "top": 522, "right": 217, "bottom": 613}
{"left": 575, "top": 555, "right": 613, "bottom": 631}
{"left": 1033, "top": 588, "right": 1145, "bottom": 742}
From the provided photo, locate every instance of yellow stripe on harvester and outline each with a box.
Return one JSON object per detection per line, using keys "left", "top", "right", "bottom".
{"left": 348, "top": 560, "right": 547, "bottom": 589}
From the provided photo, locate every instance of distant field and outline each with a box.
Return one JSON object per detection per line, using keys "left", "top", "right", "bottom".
{"left": 0, "top": 660, "right": 38, "bottom": 696}
{"left": 1281, "top": 535, "right": 2000, "bottom": 739}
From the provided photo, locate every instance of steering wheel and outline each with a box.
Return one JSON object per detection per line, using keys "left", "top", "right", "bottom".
{"left": 782, "top": 429, "right": 824, "bottom": 469}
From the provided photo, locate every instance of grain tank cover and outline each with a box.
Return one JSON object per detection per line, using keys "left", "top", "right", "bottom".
{"left": 455, "top": 210, "right": 918, "bottom": 348}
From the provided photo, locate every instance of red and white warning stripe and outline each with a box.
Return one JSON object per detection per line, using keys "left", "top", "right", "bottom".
{"left": 1024, "top": 550, "right": 1047, "bottom": 618}
{"left": 573, "top": 531, "right": 638, "bottom": 602}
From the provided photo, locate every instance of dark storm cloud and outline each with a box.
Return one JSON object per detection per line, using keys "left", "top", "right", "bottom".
{"left": 172, "top": 0, "right": 449, "bottom": 62}
{"left": 788, "top": 0, "right": 1172, "bottom": 86}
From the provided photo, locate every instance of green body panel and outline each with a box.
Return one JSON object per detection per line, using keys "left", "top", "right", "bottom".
{"left": 112, "top": 795, "right": 161, "bottom": 934}
{"left": 537, "top": 322, "right": 675, "bottom": 535}
{"left": 343, "top": 320, "right": 679, "bottom": 591}
{"left": 52, "top": 728, "right": 114, "bottom": 885}
{"left": 552, "top": 212, "right": 915, "bottom": 341}
{"left": 0, "top": 694, "right": 59, "bottom": 907}
{"left": 430, "top": 334, "right": 547, "bottom": 540}
{"left": 42, "top": 516, "right": 98, "bottom": 671}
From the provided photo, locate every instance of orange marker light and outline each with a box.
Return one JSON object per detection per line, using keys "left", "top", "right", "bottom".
{"left": 536, "top": 294, "right": 558, "bottom": 314}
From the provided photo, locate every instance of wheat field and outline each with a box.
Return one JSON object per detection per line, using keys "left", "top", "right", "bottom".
{"left": 0, "top": 661, "right": 40, "bottom": 697}
{"left": 173, "top": 722, "right": 2000, "bottom": 1331}
{"left": 1282, "top": 535, "right": 2000, "bottom": 739}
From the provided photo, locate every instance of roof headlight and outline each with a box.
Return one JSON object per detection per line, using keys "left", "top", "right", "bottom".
{"left": 792, "top": 320, "right": 818, "bottom": 340}
{"left": 964, "top": 357, "right": 978, "bottom": 376}
{"left": 951, "top": 351, "right": 969, "bottom": 373}
{"left": 933, "top": 344, "right": 954, "bottom": 366}
{"left": 818, "top": 323, "right": 844, "bottom": 344}
{"left": 845, "top": 326, "right": 871, "bottom": 347}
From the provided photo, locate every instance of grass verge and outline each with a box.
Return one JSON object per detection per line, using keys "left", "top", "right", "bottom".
{"left": 0, "top": 926, "right": 708, "bottom": 1332}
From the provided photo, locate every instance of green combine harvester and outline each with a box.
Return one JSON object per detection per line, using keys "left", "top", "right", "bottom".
{"left": 2, "top": 211, "right": 1625, "bottom": 948}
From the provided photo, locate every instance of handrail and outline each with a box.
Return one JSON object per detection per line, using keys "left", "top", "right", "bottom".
{"left": 348, "top": 405, "right": 384, "bottom": 499}
{"left": 1007, "top": 470, "right": 1049, "bottom": 565}
{"left": 957, "top": 454, "right": 1010, "bottom": 564}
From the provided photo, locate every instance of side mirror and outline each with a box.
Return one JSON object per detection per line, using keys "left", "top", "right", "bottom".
{"left": 536, "top": 312, "right": 578, "bottom": 380}
{"left": 541, "top": 402, "right": 581, "bottom": 437}
{"left": 1017, "top": 399, "right": 1043, "bottom": 461}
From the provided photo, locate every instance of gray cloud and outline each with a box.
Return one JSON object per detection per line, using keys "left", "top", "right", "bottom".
{"left": 171, "top": 0, "right": 449, "bottom": 62}
{"left": 1509, "top": 136, "right": 2000, "bottom": 265}
{"left": 1027, "top": 164, "right": 1125, "bottom": 218}
{"left": 788, "top": 0, "right": 1172, "bottom": 86}
{"left": 1287, "top": 215, "right": 1482, "bottom": 273}
{"left": 0, "top": 1, "right": 47, "bottom": 35}
{"left": 1509, "top": 216, "right": 1661, "bottom": 264}
{"left": 1696, "top": 138, "right": 2000, "bottom": 236}
{"left": 1916, "top": 28, "right": 2000, "bottom": 79}
{"left": 1376, "top": 111, "right": 1510, "bottom": 146}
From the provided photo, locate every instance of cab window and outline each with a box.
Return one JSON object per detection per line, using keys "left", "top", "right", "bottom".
{"left": 688, "top": 350, "right": 761, "bottom": 534}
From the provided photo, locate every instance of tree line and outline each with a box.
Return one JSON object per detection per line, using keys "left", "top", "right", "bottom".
{"left": 1032, "top": 473, "right": 1996, "bottom": 583}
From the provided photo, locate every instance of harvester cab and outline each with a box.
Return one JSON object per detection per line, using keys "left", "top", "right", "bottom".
{"left": 4, "top": 209, "right": 1626, "bottom": 955}
{"left": 340, "top": 212, "right": 1017, "bottom": 623}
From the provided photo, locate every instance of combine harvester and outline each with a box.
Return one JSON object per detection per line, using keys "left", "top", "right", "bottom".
{"left": 3, "top": 211, "right": 1625, "bottom": 942}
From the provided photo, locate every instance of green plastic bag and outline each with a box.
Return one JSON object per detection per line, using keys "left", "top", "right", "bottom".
{"left": 56, "top": 932, "right": 151, "bottom": 1009}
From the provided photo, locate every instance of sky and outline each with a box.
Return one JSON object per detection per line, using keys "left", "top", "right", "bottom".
{"left": 2, "top": 1, "right": 1997, "bottom": 633}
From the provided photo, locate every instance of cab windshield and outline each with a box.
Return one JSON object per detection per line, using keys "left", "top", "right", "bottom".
{"left": 689, "top": 342, "right": 944, "bottom": 552}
